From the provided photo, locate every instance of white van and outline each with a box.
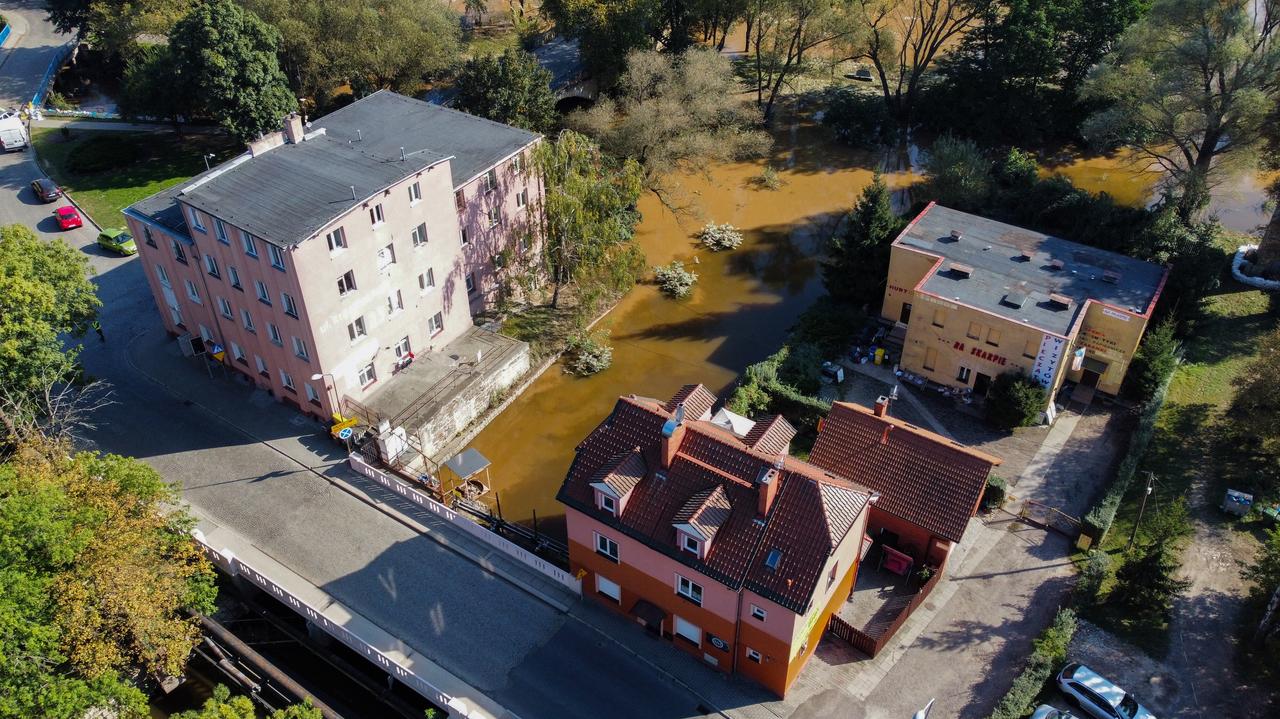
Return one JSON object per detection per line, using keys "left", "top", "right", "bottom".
{"left": 0, "top": 116, "right": 28, "bottom": 151}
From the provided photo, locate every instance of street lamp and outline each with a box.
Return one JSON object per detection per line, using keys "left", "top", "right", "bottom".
{"left": 310, "top": 372, "right": 339, "bottom": 417}
{"left": 203, "top": 153, "right": 216, "bottom": 171}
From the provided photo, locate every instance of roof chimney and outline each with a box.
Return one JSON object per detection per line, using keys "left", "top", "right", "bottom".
{"left": 874, "top": 395, "right": 890, "bottom": 417}
{"left": 283, "top": 112, "right": 304, "bottom": 144}
{"left": 660, "top": 404, "right": 686, "bottom": 469}
{"left": 757, "top": 466, "right": 780, "bottom": 517}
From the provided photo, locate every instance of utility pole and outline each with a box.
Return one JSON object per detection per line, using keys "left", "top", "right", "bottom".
{"left": 1126, "top": 472, "right": 1155, "bottom": 551}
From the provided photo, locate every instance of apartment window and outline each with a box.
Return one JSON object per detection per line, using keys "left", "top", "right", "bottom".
{"left": 512, "top": 152, "right": 523, "bottom": 174}
{"left": 957, "top": 365, "right": 972, "bottom": 383}
{"left": 675, "top": 575, "right": 703, "bottom": 606}
{"left": 305, "top": 382, "right": 321, "bottom": 405}
{"left": 377, "top": 243, "right": 396, "bottom": 273}
{"left": 486, "top": 206, "right": 500, "bottom": 228}
{"left": 268, "top": 244, "right": 286, "bottom": 271}
{"left": 267, "top": 322, "right": 282, "bottom": 345}
{"left": 746, "top": 648, "right": 761, "bottom": 663}
{"left": 597, "top": 493, "right": 616, "bottom": 516}
{"left": 481, "top": 168, "right": 498, "bottom": 193}
{"left": 386, "top": 289, "right": 403, "bottom": 315}
{"left": 279, "top": 369, "right": 295, "bottom": 392}
{"left": 516, "top": 188, "right": 528, "bottom": 208}
{"left": 369, "top": 203, "right": 385, "bottom": 226}
{"left": 188, "top": 207, "right": 205, "bottom": 232}
{"left": 418, "top": 268, "right": 435, "bottom": 292}
{"left": 204, "top": 254, "right": 220, "bottom": 278}
{"left": 682, "top": 534, "right": 701, "bottom": 556}
{"left": 932, "top": 308, "right": 946, "bottom": 328}
{"left": 214, "top": 219, "right": 229, "bottom": 244}
{"left": 230, "top": 342, "right": 246, "bottom": 363}
{"left": 408, "top": 181, "right": 422, "bottom": 204}
{"left": 337, "top": 270, "right": 357, "bottom": 297}
{"left": 596, "top": 574, "right": 621, "bottom": 603}
{"left": 460, "top": 227, "right": 469, "bottom": 245}
{"left": 326, "top": 227, "right": 347, "bottom": 252}
{"left": 519, "top": 234, "right": 531, "bottom": 252}
{"left": 427, "top": 311, "right": 444, "bottom": 336}
{"left": 357, "top": 362, "right": 377, "bottom": 387}
{"left": 291, "top": 336, "right": 309, "bottom": 361}
{"left": 255, "top": 280, "right": 271, "bottom": 305}
{"left": 144, "top": 226, "right": 156, "bottom": 247}
{"left": 241, "top": 231, "right": 258, "bottom": 258}
{"left": 348, "top": 316, "right": 367, "bottom": 342}
{"left": 454, "top": 189, "right": 466, "bottom": 212}
{"left": 1023, "top": 338, "right": 1038, "bottom": 360}
{"left": 171, "top": 238, "right": 187, "bottom": 264}
{"left": 241, "top": 309, "right": 255, "bottom": 332}
{"left": 410, "top": 222, "right": 428, "bottom": 247}
{"left": 198, "top": 324, "right": 213, "bottom": 342}
{"left": 986, "top": 328, "right": 1001, "bottom": 347}
{"left": 924, "top": 347, "right": 938, "bottom": 372}
{"left": 673, "top": 616, "right": 701, "bottom": 646}
{"left": 155, "top": 264, "right": 171, "bottom": 288}
{"left": 967, "top": 322, "right": 981, "bottom": 340}
{"left": 465, "top": 273, "right": 476, "bottom": 295}
{"left": 184, "top": 280, "right": 200, "bottom": 303}
{"left": 217, "top": 296, "right": 233, "bottom": 319}
{"left": 281, "top": 292, "right": 298, "bottom": 318}
{"left": 750, "top": 604, "right": 767, "bottom": 622}
{"left": 393, "top": 336, "right": 411, "bottom": 358}
{"left": 255, "top": 355, "right": 268, "bottom": 376}
{"left": 228, "top": 265, "right": 242, "bottom": 290}
{"left": 827, "top": 562, "right": 839, "bottom": 590}
{"left": 595, "top": 533, "right": 619, "bottom": 562}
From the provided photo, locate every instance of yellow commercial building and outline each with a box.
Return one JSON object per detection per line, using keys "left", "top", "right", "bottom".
{"left": 881, "top": 204, "right": 1169, "bottom": 410}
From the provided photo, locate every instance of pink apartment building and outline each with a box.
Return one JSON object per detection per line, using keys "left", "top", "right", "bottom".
{"left": 125, "top": 91, "right": 542, "bottom": 421}
{"left": 557, "top": 384, "right": 874, "bottom": 697}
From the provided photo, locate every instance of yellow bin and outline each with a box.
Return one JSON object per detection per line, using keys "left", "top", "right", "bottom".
{"left": 874, "top": 348, "right": 885, "bottom": 365}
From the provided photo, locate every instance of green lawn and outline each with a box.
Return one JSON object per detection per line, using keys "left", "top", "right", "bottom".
{"left": 32, "top": 128, "right": 240, "bottom": 228}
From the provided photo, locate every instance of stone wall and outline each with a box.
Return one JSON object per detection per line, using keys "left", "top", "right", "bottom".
{"left": 414, "top": 342, "right": 530, "bottom": 458}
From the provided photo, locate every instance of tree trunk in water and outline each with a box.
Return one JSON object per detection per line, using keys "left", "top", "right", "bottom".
{"left": 1255, "top": 202, "right": 1280, "bottom": 269}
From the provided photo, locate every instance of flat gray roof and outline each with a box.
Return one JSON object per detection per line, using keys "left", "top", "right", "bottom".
{"left": 901, "top": 205, "right": 1166, "bottom": 336}
{"left": 129, "top": 90, "right": 539, "bottom": 248}
{"left": 443, "top": 448, "right": 491, "bottom": 479}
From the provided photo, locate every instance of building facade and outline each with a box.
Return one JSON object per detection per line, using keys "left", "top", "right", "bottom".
{"left": 882, "top": 204, "right": 1168, "bottom": 406}
{"left": 125, "top": 91, "right": 543, "bottom": 421}
{"left": 557, "top": 385, "right": 873, "bottom": 697}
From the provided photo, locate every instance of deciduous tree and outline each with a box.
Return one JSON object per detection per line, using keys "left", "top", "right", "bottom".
{"left": 173, "top": 684, "right": 321, "bottom": 719}
{"left": 454, "top": 49, "right": 558, "bottom": 134}
{"left": 748, "top": 0, "right": 859, "bottom": 121}
{"left": 821, "top": 171, "right": 905, "bottom": 309}
{"left": 1083, "top": 0, "right": 1280, "bottom": 220}
{"left": 540, "top": 0, "right": 662, "bottom": 84}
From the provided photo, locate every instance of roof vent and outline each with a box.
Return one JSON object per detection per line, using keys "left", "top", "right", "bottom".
{"left": 1049, "top": 259, "right": 1066, "bottom": 271}
{"left": 1048, "top": 293, "right": 1073, "bottom": 309}
{"left": 764, "top": 549, "right": 782, "bottom": 571}
{"left": 1017, "top": 249, "right": 1034, "bottom": 262}
{"left": 1102, "top": 270, "right": 1121, "bottom": 284}
{"left": 950, "top": 229, "right": 963, "bottom": 241}
{"left": 1001, "top": 291, "right": 1027, "bottom": 309}
{"left": 946, "top": 262, "right": 974, "bottom": 278}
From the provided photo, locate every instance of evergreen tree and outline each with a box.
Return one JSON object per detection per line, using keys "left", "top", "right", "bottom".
{"left": 1109, "top": 543, "right": 1191, "bottom": 625}
{"left": 1123, "top": 319, "right": 1179, "bottom": 402}
{"left": 454, "top": 49, "right": 558, "bottom": 134}
{"left": 820, "top": 172, "right": 905, "bottom": 310}
{"left": 985, "top": 372, "right": 1048, "bottom": 429}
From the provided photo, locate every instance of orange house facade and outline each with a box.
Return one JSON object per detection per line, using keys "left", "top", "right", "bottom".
{"left": 558, "top": 385, "right": 873, "bottom": 697}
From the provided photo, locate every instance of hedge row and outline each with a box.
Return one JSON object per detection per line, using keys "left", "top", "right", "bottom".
{"left": 988, "top": 608, "right": 1078, "bottom": 719}
{"left": 1080, "top": 367, "right": 1175, "bottom": 541}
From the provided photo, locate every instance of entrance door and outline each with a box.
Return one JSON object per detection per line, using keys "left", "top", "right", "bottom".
{"left": 974, "top": 372, "right": 992, "bottom": 396}
{"left": 899, "top": 302, "right": 912, "bottom": 325}
{"left": 1081, "top": 369, "right": 1101, "bottom": 387}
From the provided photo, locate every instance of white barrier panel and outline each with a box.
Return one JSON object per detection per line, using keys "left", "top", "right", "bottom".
{"left": 347, "top": 453, "right": 582, "bottom": 595}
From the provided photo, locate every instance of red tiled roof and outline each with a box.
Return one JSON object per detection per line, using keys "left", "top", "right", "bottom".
{"left": 743, "top": 414, "right": 796, "bottom": 455}
{"left": 807, "top": 402, "right": 1002, "bottom": 544}
{"left": 664, "top": 384, "right": 717, "bottom": 420}
{"left": 589, "top": 448, "right": 646, "bottom": 498}
{"left": 558, "top": 388, "right": 871, "bottom": 615}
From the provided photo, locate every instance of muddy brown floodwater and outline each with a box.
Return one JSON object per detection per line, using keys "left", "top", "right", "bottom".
{"left": 468, "top": 126, "right": 1274, "bottom": 541}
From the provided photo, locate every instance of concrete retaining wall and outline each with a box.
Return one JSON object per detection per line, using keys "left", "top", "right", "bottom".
{"left": 415, "top": 342, "right": 530, "bottom": 457}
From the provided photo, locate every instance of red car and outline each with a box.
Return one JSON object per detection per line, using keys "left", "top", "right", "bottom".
{"left": 55, "top": 206, "right": 82, "bottom": 230}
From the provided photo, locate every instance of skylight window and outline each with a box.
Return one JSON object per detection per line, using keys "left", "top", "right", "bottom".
{"left": 764, "top": 548, "right": 782, "bottom": 571}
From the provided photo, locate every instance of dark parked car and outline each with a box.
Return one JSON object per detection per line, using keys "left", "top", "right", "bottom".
{"left": 31, "top": 177, "right": 61, "bottom": 202}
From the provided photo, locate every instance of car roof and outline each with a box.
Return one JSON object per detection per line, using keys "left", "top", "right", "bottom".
{"left": 57, "top": 206, "right": 77, "bottom": 214}
{"left": 102, "top": 228, "right": 128, "bottom": 237}
{"left": 35, "top": 178, "right": 56, "bottom": 188}
{"left": 1068, "top": 664, "right": 1125, "bottom": 707}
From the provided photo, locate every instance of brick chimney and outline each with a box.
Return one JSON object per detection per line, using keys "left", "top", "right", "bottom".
{"left": 874, "top": 395, "right": 890, "bottom": 417}
{"left": 660, "top": 404, "right": 686, "bottom": 469}
{"left": 283, "top": 112, "right": 305, "bottom": 144}
{"left": 757, "top": 456, "right": 784, "bottom": 516}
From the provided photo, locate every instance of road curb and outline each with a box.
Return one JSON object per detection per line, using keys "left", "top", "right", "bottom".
{"left": 27, "top": 130, "right": 105, "bottom": 234}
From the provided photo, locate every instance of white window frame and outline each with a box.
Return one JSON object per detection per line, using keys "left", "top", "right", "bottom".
{"left": 227, "top": 265, "right": 242, "bottom": 290}
{"left": 230, "top": 341, "right": 245, "bottom": 362}
{"left": 673, "top": 616, "right": 701, "bottom": 645}
{"left": 682, "top": 534, "right": 701, "bottom": 556}
{"left": 241, "top": 231, "right": 258, "bottom": 258}
{"left": 279, "top": 369, "right": 295, "bottom": 391}
{"left": 486, "top": 206, "right": 500, "bottom": 228}
{"left": 268, "top": 244, "right": 286, "bottom": 271}
{"left": 746, "top": 648, "right": 761, "bottom": 663}
{"left": 411, "top": 222, "right": 428, "bottom": 247}
{"left": 255, "top": 280, "right": 271, "bottom": 305}
{"left": 957, "top": 365, "right": 972, "bottom": 384}
{"left": 241, "top": 309, "right": 255, "bottom": 332}
{"left": 305, "top": 382, "right": 321, "bottom": 404}
{"left": 393, "top": 336, "right": 411, "bottom": 358}
{"left": 198, "top": 324, "right": 213, "bottom": 342}
{"left": 214, "top": 219, "right": 229, "bottom": 243}
{"left": 460, "top": 227, "right": 469, "bottom": 245}
{"left": 281, "top": 292, "right": 298, "bottom": 318}
{"left": 598, "top": 493, "right": 616, "bottom": 516}
{"left": 170, "top": 237, "right": 187, "bottom": 263}
{"left": 386, "top": 289, "right": 403, "bottom": 316}
{"left": 254, "top": 355, "right": 268, "bottom": 375}
{"left": 418, "top": 268, "right": 435, "bottom": 293}
{"left": 377, "top": 243, "right": 396, "bottom": 273}
{"left": 184, "top": 280, "right": 201, "bottom": 303}
{"left": 481, "top": 168, "right": 497, "bottom": 194}
{"left": 428, "top": 311, "right": 444, "bottom": 336}
{"left": 357, "top": 362, "right": 377, "bottom": 387}
{"left": 326, "top": 227, "right": 347, "bottom": 252}
{"left": 750, "top": 604, "right": 767, "bottom": 622}
{"left": 465, "top": 273, "right": 477, "bottom": 295}
{"left": 188, "top": 207, "right": 206, "bottom": 232}
{"left": 369, "top": 203, "right": 385, "bottom": 226}
{"left": 408, "top": 181, "right": 422, "bottom": 205}
{"left": 516, "top": 188, "right": 528, "bottom": 208}
{"left": 675, "top": 575, "right": 703, "bottom": 606}
{"left": 155, "top": 264, "right": 171, "bottom": 288}
{"left": 267, "top": 322, "right": 282, "bottom": 346}
{"left": 217, "top": 296, "right": 233, "bottom": 319}
{"left": 594, "top": 532, "right": 619, "bottom": 562}
{"left": 291, "top": 336, "right": 309, "bottom": 361}
{"left": 596, "top": 574, "right": 621, "bottom": 603}
{"left": 204, "top": 254, "right": 220, "bottom": 278}
{"left": 348, "top": 317, "right": 367, "bottom": 342}
{"left": 338, "top": 270, "right": 357, "bottom": 297}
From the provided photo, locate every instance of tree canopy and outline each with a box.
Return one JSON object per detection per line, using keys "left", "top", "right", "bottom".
{"left": 168, "top": 0, "right": 297, "bottom": 141}
{"left": 540, "top": 0, "right": 664, "bottom": 84}
{"left": 0, "top": 437, "right": 216, "bottom": 719}
{"left": 173, "top": 684, "right": 321, "bottom": 719}
{"left": 454, "top": 49, "right": 558, "bottom": 134}
{"left": 821, "top": 172, "right": 906, "bottom": 309}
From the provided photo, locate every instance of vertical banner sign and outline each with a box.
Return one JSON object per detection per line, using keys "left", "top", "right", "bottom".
{"left": 1030, "top": 335, "right": 1066, "bottom": 388}
{"left": 1071, "top": 347, "right": 1086, "bottom": 372}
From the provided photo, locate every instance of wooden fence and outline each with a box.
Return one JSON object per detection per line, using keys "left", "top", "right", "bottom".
{"left": 827, "top": 568, "right": 945, "bottom": 658}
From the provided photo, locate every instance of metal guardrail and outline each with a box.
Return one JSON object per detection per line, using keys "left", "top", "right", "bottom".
{"left": 389, "top": 331, "right": 520, "bottom": 430}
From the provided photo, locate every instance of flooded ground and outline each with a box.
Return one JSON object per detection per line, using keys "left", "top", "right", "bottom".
{"left": 467, "top": 120, "right": 1274, "bottom": 539}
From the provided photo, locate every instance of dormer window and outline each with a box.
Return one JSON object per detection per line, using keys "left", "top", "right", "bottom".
{"left": 682, "top": 534, "right": 701, "bottom": 556}
{"left": 598, "top": 493, "right": 616, "bottom": 516}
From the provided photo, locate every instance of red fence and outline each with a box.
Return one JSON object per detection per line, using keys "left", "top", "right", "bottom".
{"left": 827, "top": 569, "right": 945, "bottom": 658}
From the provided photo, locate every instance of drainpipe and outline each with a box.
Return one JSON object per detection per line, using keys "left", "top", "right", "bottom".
{"left": 731, "top": 588, "right": 745, "bottom": 675}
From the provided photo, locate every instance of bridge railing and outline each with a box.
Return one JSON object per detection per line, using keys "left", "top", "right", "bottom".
{"left": 347, "top": 453, "right": 582, "bottom": 596}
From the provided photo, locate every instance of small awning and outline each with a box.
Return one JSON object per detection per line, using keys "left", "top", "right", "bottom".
{"left": 630, "top": 598, "right": 666, "bottom": 627}
{"left": 1082, "top": 357, "right": 1109, "bottom": 375}
{"left": 442, "top": 448, "right": 490, "bottom": 480}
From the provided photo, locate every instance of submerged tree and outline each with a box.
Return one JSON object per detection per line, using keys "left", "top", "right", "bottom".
{"left": 454, "top": 49, "right": 558, "bottom": 134}
{"left": 821, "top": 172, "right": 905, "bottom": 309}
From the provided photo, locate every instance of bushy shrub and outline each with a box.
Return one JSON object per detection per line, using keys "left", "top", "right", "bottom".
{"left": 756, "top": 166, "right": 783, "bottom": 190}
{"left": 924, "top": 135, "right": 991, "bottom": 211}
{"left": 654, "top": 260, "right": 698, "bottom": 299}
{"left": 988, "top": 608, "right": 1077, "bottom": 719}
{"left": 778, "top": 342, "right": 823, "bottom": 396}
{"left": 1077, "top": 550, "right": 1112, "bottom": 606}
{"left": 789, "top": 297, "right": 864, "bottom": 357}
{"left": 980, "top": 474, "right": 1008, "bottom": 512}
{"left": 564, "top": 331, "right": 613, "bottom": 375}
{"left": 727, "top": 346, "right": 832, "bottom": 454}
{"left": 821, "top": 86, "right": 888, "bottom": 148}
{"left": 985, "top": 372, "right": 1047, "bottom": 430}
{"left": 46, "top": 89, "right": 74, "bottom": 111}
{"left": 1124, "top": 319, "right": 1181, "bottom": 402}
{"left": 68, "top": 136, "right": 146, "bottom": 174}
{"left": 698, "top": 223, "right": 744, "bottom": 251}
